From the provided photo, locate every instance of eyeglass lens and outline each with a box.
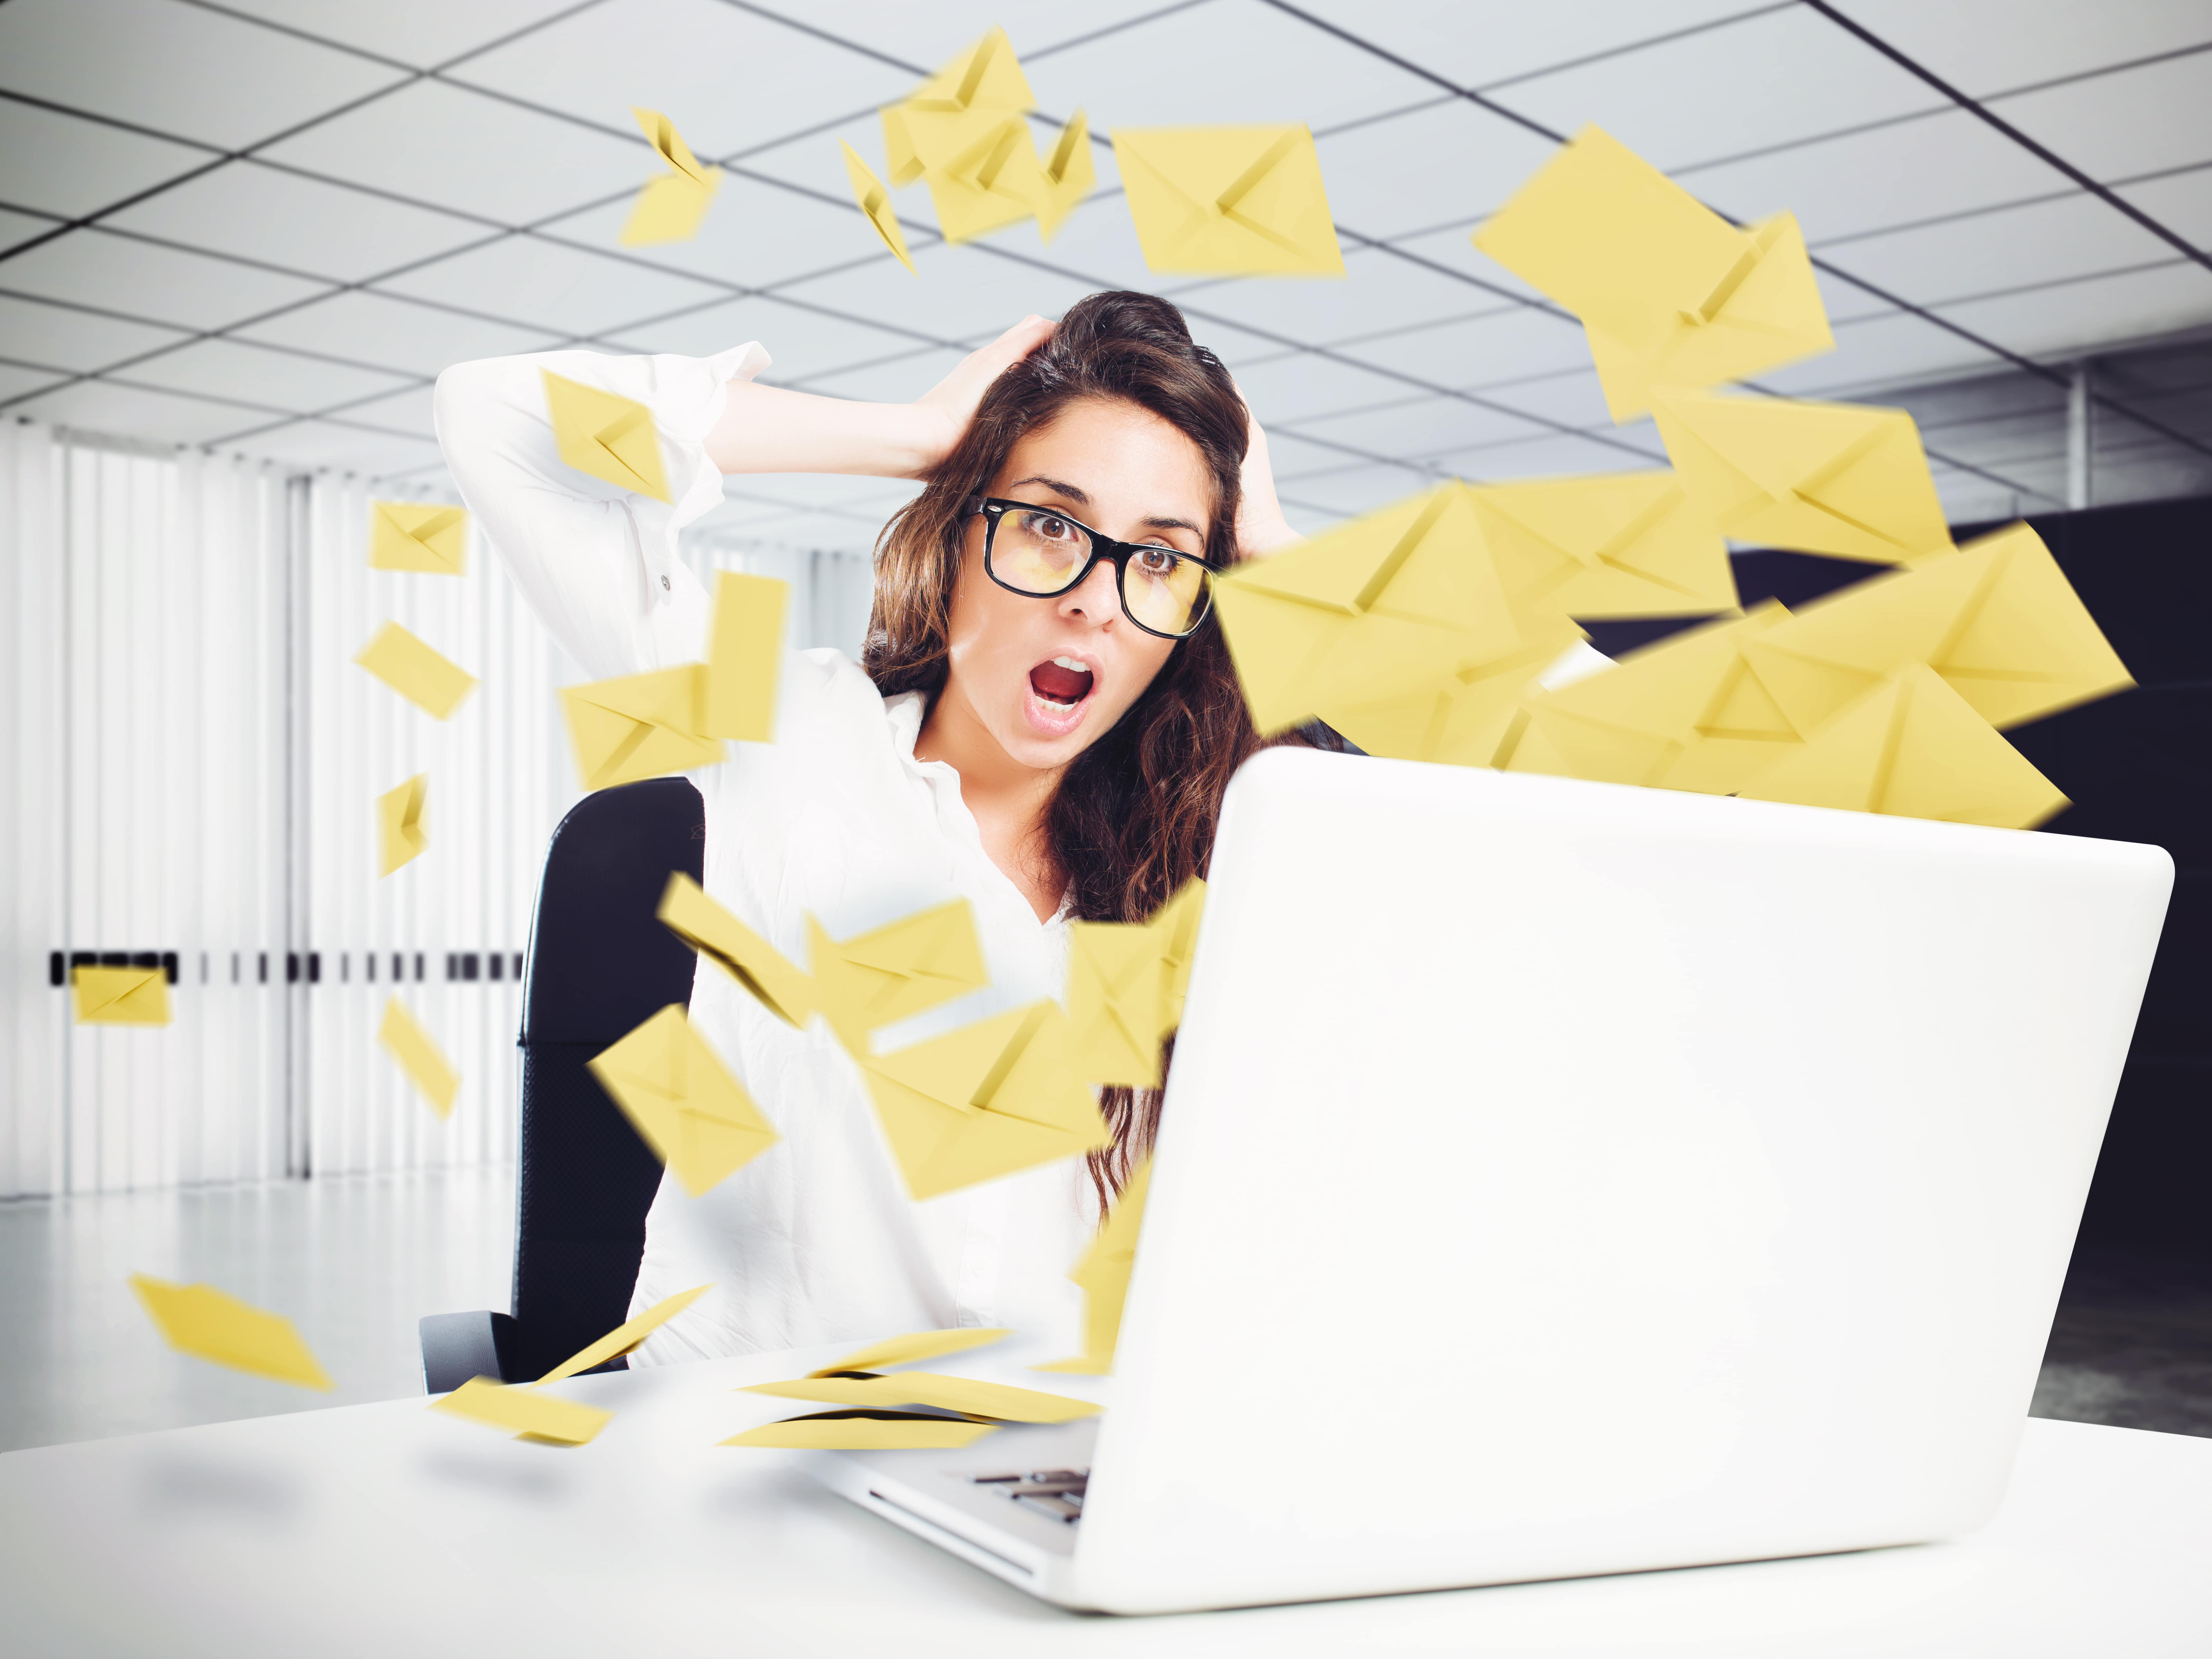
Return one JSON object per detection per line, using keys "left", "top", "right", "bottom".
{"left": 990, "top": 506, "right": 1210, "bottom": 636}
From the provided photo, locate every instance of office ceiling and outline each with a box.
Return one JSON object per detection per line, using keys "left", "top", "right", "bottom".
{"left": 2, "top": 0, "right": 2210, "bottom": 553}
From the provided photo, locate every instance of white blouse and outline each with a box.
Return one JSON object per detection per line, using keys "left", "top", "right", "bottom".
{"left": 434, "top": 344, "right": 1093, "bottom": 1366}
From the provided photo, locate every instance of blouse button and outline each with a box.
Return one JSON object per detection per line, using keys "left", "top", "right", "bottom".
{"left": 660, "top": 574, "right": 671, "bottom": 590}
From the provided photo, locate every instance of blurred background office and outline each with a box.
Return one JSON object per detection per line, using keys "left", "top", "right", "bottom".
{"left": 1, "top": 0, "right": 2208, "bottom": 1450}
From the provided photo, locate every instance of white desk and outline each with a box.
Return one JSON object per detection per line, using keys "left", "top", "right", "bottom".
{"left": 3, "top": 1340, "right": 2208, "bottom": 1658}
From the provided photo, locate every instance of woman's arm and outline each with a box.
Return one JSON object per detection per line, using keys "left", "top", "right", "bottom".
{"left": 1234, "top": 409, "right": 1302, "bottom": 560}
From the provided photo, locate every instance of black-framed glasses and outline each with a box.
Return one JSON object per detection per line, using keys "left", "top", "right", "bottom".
{"left": 967, "top": 497, "right": 1218, "bottom": 640}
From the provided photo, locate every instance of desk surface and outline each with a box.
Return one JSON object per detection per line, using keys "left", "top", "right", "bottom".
{"left": 3, "top": 1339, "right": 2208, "bottom": 1658}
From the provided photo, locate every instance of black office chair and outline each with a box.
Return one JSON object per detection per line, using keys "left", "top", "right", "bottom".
{"left": 419, "top": 778, "right": 703, "bottom": 1391}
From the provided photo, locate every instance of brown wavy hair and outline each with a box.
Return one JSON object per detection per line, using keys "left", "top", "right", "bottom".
{"left": 864, "top": 291, "right": 1297, "bottom": 1202}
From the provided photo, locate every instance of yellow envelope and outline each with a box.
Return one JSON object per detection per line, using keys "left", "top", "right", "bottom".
{"left": 1735, "top": 523, "right": 2133, "bottom": 735}
{"left": 880, "top": 24, "right": 1037, "bottom": 186}
{"left": 620, "top": 107, "right": 721, "bottom": 246}
{"left": 355, "top": 622, "right": 478, "bottom": 720}
{"left": 657, "top": 872, "right": 815, "bottom": 1028}
{"left": 840, "top": 141, "right": 917, "bottom": 276}
{"left": 378, "top": 995, "right": 459, "bottom": 1120}
{"left": 542, "top": 369, "right": 672, "bottom": 503}
{"left": 810, "top": 897, "right": 991, "bottom": 1053}
{"left": 431, "top": 1376, "right": 611, "bottom": 1445}
{"left": 704, "top": 570, "right": 788, "bottom": 743}
{"left": 861, "top": 1000, "right": 1113, "bottom": 1201}
{"left": 745, "top": 1372, "right": 1099, "bottom": 1423}
{"left": 723, "top": 1410, "right": 1000, "bottom": 1450}
{"left": 588, "top": 1005, "right": 781, "bottom": 1197}
{"left": 368, "top": 501, "right": 467, "bottom": 574}
{"left": 1322, "top": 623, "right": 1586, "bottom": 769}
{"left": 1066, "top": 877, "right": 1208, "bottom": 1089}
{"left": 1653, "top": 389, "right": 1952, "bottom": 566}
{"left": 1473, "top": 125, "right": 1831, "bottom": 421}
{"left": 807, "top": 1327, "right": 1010, "bottom": 1378}
{"left": 1037, "top": 1157, "right": 1151, "bottom": 1375}
{"left": 1469, "top": 471, "right": 1738, "bottom": 619}
{"left": 561, "top": 663, "right": 723, "bottom": 790}
{"left": 1112, "top": 125, "right": 1344, "bottom": 277}
{"left": 1037, "top": 109, "right": 1094, "bottom": 241}
{"left": 130, "top": 1274, "right": 332, "bottom": 1390}
{"left": 924, "top": 115, "right": 1048, "bottom": 243}
{"left": 1214, "top": 483, "right": 1522, "bottom": 735}
{"left": 1737, "top": 663, "right": 2068, "bottom": 829}
{"left": 377, "top": 772, "right": 427, "bottom": 877}
{"left": 537, "top": 1283, "right": 712, "bottom": 1384}
{"left": 73, "top": 963, "right": 171, "bottom": 1026}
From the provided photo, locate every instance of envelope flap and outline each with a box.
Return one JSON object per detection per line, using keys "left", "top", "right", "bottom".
{"left": 1712, "top": 214, "right": 1831, "bottom": 348}
{"left": 865, "top": 1004, "right": 1036, "bottom": 1113}
{"left": 1934, "top": 525, "right": 2134, "bottom": 718}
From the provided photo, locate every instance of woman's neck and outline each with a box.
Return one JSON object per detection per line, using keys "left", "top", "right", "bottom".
{"left": 915, "top": 684, "right": 1066, "bottom": 923}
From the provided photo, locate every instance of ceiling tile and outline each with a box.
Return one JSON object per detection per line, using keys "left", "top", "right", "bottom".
{"left": 1340, "top": 308, "right": 1594, "bottom": 387}
{"left": 1273, "top": 0, "right": 1766, "bottom": 91}
{"left": 1218, "top": 351, "right": 1425, "bottom": 425}
{"left": 723, "top": 475, "right": 921, "bottom": 515}
{"left": 1275, "top": 460, "right": 1431, "bottom": 517}
{"left": 120, "top": 338, "right": 415, "bottom": 413}
{"left": 1754, "top": 309, "right": 1996, "bottom": 395}
{"left": 775, "top": 242, "right": 1102, "bottom": 353}
{"left": 1167, "top": 248, "right": 1523, "bottom": 352}
{"left": 1485, "top": 5, "right": 1943, "bottom": 171}
{"left": 257, "top": 79, "right": 646, "bottom": 224}
{"left": 0, "top": 361, "right": 67, "bottom": 401}
{"left": 535, "top": 172, "right": 895, "bottom": 294}
{"left": 1263, "top": 428, "right": 1378, "bottom": 480}
{"left": 602, "top": 292, "right": 926, "bottom": 374}
{"left": 104, "top": 162, "right": 493, "bottom": 284}
{"left": 8, "top": 376, "right": 262, "bottom": 443}
{"left": 222, "top": 417, "right": 448, "bottom": 476}
{"left": 375, "top": 235, "right": 730, "bottom": 337}
{"left": 235, "top": 289, "right": 560, "bottom": 376}
{"left": 332, "top": 384, "right": 437, "bottom": 435}
{"left": 731, "top": 0, "right": 1186, "bottom": 69}
{"left": 1388, "top": 223, "right": 1554, "bottom": 305}
{"left": 0, "top": 229, "right": 331, "bottom": 331}
{"left": 215, "top": 1, "right": 587, "bottom": 68}
{"left": 1024, "top": 0, "right": 1442, "bottom": 133}
{"left": 2115, "top": 164, "right": 2212, "bottom": 246}
{"left": 1464, "top": 366, "right": 1618, "bottom": 431}
{"left": 0, "top": 208, "right": 57, "bottom": 257}
{"left": 0, "top": 99, "right": 213, "bottom": 220}
{"left": 795, "top": 346, "right": 968, "bottom": 404}
{"left": 1817, "top": 193, "right": 2179, "bottom": 306}
{"left": 1437, "top": 428, "right": 1670, "bottom": 481}
{"left": 1282, "top": 393, "right": 1549, "bottom": 460}
{"left": 1004, "top": 177, "right": 1169, "bottom": 295}
{"left": 1816, "top": 1, "right": 2212, "bottom": 99}
{"left": 1316, "top": 100, "right": 1559, "bottom": 240}
{"left": 0, "top": 0, "right": 406, "bottom": 150}
{"left": 0, "top": 292, "right": 191, "bottom": 373}
{"left": 1933, "top": 261, "right": 2212, "bottom": 363}
{"left": 1989, "top": 52, "right": 2212, "bottom": 182}
{"left": 1681, "top": 109, "right": 2063, "bottom": 244}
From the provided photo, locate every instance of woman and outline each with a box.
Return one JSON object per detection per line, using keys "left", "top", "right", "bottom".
{"left": 437, "top": 291, "right": 1305, "bottom": 1365}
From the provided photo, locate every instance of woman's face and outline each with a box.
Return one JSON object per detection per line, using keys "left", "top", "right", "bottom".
{"left": 939, "top": 397, "right": 1210, "bottom": 773}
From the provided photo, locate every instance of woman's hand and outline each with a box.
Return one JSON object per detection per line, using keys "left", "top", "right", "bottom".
{"left": 907, "top": 315, "right": 1057, "bottom": 478}
{"left": 1232, "top": 391, "right": 1301, "bottom": 560}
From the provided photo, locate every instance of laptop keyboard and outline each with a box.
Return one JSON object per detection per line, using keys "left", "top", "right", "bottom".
{"left": 971, "top": 1468, "right": 1090, "bottom": 1524}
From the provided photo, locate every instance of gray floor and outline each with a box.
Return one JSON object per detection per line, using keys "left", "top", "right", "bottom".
{"left": 0, "top": 1170, "right": 2206, "bottom": 1454}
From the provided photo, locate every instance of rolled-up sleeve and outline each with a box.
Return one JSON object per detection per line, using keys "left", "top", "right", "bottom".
{"left": 433, "top": 342, "right": 770, "bottom": 680}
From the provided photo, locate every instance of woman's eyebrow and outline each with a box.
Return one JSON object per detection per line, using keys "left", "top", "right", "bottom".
{"left": 1004, "top": 474, "right": 1089, "bottom": 505}
{"left": 1142, "top": 515, "right": 1203, "bottom": 535}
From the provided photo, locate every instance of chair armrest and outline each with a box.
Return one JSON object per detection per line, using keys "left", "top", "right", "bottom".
{"left": 420, "top": 1310, "right": 523, "bottom": 1393}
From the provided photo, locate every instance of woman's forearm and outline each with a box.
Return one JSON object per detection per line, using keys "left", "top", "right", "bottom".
{"left": 705, "top": 380, "right": 943, "bottom": 479}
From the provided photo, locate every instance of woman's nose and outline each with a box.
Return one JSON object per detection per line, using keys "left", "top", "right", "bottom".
{"left": 1059, "top": 556, "right": 1122, "bottom": 626}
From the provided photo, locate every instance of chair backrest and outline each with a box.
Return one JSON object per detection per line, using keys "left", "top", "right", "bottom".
{"left": 510, "top": 777, "right": 703, "bottom": 1379}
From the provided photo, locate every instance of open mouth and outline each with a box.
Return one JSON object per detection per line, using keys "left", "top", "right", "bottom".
{"left": 1028, "top": 656, "right": 1095, "bottom": 710}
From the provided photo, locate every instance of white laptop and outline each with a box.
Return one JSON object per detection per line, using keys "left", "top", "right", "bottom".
{"left": 810, "top": 747, "right": 2171, "bottom": 1614}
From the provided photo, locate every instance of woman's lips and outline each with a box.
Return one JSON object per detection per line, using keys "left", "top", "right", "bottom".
{"left": 1024, "top": 657, "right": 1096, "bottom": 738}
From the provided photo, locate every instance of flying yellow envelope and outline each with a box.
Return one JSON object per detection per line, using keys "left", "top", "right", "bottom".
{"left": 1067, "top": 877, "right": 1208, "bottom": 1088}
{"left": 809, "top": 897, "right": 991, "bottom": 1054}
{"left": 1213, "top": 482, "right": 1522, "bottom": 735}
{"left": 657, "top": 872, "right": 816, "bottom": 1028}
{"left": 561, "top": 662, "right": 723, "bottom": 790}
{"left": 806, "top": 1327, "right": 1010, "bottom": 1378}
{"left": 621, "top": 107, "right": 722, "bottom": 246}
{"left": 542, "top": 369, "right": 672, "bottom": 503}
{"left": 1322, "top": 622, "right": 1586, "bottom": 769}
{"left": 746, "top": 1371, "right": 1100, "bottom": 1423}
{"left": 589, "top": 1005, "right": 781, "bottom": 1197}
{"left": 1473, "top": 125, "right": 1832, "bottom": 421}
{"left": 1735, "top": 522, "right": 2133, "bottom": 735}
{"left": 1037, "top": 1157, "right": 1151, "bottom": 1375}
{"left": 355, "top": 621, "right": 478, "bottom": 720}
{"left": 723, "top": 1410, "right": 1000, "bottom": 1450}
{"left": 1469, "top": 471, "right": 1738, "bottom": 619}
{"left": 1037, "top": 109, "right": 1095, "bottom": 241}
{"left": 130, "top": 1274, "right": 333, "bottom": 1390}
{"left": 861, "top": 1000, "right": 1113, "bottom": 1200}
{"left": 704, "top": 569, "right": 788, "bottom": 743}
{"left": 431, "top": 1376, "right": 611, "bottom": 1445}
{"left": 880, "top": 24, "right": 1037, "bottom": 186}
{"left": 73, "top": 963, "right": 171, "bottom": 1026}
{"left": 377, "top": 772, "right": 427, "bottom": 876}
{"left": 537, "top": 1283, "right": 712, "bottom": 1385}
{"left": 1737, "top": 663, "right": 2068, "bottom": 830}
{"left": 1113, "top": 124, "right": 1344, "bottom": 277}
{"left": 924, "top": 115, "right": 1048, "bottom": 243}
{"left": 1653, "top": 389, "right": 1953, "bottom": 566}
{"left": 378, "top": 995, "right": 459, "bottom": 1120}
{"left": 840, "top": 141, "right": 918, "bottom": 275}
{"left": 368, "top": 500, "right": 467, "bottom": 574}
